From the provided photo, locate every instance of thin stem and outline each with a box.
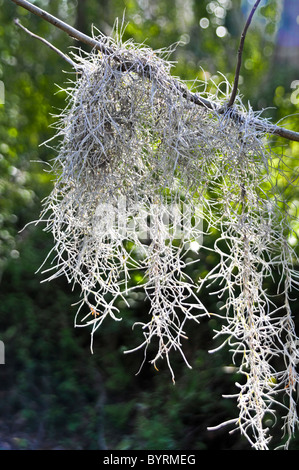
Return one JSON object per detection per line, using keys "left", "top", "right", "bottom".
{"left": 14, "top": 18, "right": 77, "bottom": 68}
{"left": 10, "top": 0, "right": 114, "bottom": 55}
{"left": 227, "top": 0, "right": 262, "bottom": 108}
{"left": 9, "top": 0, "right": 299, "bottom": 143}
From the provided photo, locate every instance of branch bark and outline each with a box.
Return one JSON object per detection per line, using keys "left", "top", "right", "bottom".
{"left": 9, "top": 0, "right": 299, "bottom": 143}
{"left": 227, "top": 0, "right": 262, "bottom": 108}
{"left": 10, "top": 0, "right": 112, "bottom": 52}
{"left": 13, "top": 18, "right": 76, "bottom": 68}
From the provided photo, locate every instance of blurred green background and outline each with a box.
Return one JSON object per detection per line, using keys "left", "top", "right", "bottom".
{"left": 0, "top": 0, "right": 299, "bottom": 450}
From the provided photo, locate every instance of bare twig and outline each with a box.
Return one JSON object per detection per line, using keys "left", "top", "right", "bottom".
{"left": 13, "top": 18, "right": 77, "bottom": 68}
{"left": 10, "top": 0, "right": 115, "bottom": 55}
{"left": 9, "top": 0, "right": 299, "bottom": 142}
{"left": 227, "top": 0, "right": 262, "bottom": 108}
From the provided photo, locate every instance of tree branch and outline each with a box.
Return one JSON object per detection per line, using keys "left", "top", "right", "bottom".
{"left": 13, "top": 18, "right": 77, "bottom": 68}
{"left": 9, "top": 0, "right": 299, "bottom": 143}
{"left": 10, "top": 0, "right": 115, "bottom": 55}
{"left": 227, "top": 0, "right": 262, "bottom": 108}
